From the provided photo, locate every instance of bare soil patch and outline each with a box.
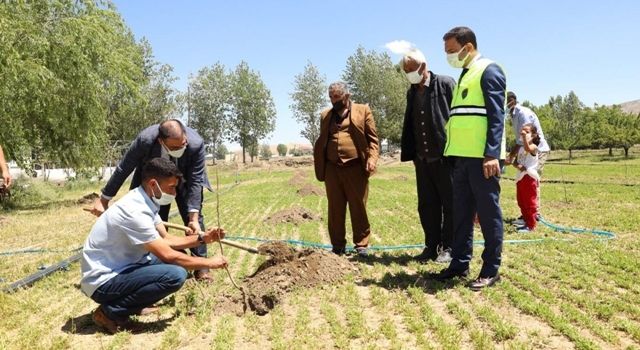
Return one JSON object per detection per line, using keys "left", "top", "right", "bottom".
{"left": 0, "top": 215, "right": 8, "bottom": 226}
{"left": 288, "top": 171, "right": 307, "bottom": 186}
{"left": 76, "top": 192, "right": 99, "bottom": 205}
{"left": 264, "top": 206, "right": 321, "bottom": 225}
{"left": 296, "top": 183, "right": 324, "bottom": 196}
{"left": 218, "top": 242, "right": 356, "bottom": 315}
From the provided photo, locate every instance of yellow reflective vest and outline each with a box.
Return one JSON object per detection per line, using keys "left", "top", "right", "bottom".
{"left": 444, "top": 58, "right": 506, "bottom": 159}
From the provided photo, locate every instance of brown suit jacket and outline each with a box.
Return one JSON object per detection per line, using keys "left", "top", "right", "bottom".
{"left": 313, "top": 102, "right": 379, "bottom": 181}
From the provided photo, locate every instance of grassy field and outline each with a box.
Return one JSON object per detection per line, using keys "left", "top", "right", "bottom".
{"left": 0, "top": 148, "right": 639, "bottom": 349}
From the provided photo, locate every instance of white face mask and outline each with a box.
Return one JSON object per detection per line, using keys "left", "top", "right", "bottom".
{"left": 151, "top": 181, "right": 175, "bottom": 206}
{"left": 405, "top": 64, "right": 423, "bottom": 84}
{"left": 162, "top": 141, "right": 186, "bottom": 158}
{"left": 447, "top": 46, "right": 469, "bottom": 68}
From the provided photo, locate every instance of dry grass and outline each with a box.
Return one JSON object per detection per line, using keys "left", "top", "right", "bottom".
{"left": 0, "top": 148, "right": 639, "bottom": 349}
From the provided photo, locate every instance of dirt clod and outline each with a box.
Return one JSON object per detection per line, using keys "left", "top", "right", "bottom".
{"left": 296, "top": 184, "right": 324, "bottom": 196}
{"left": 264, "top": 206, "right": 321, "bottom": 225}
{"left": 257, "top": 241, "right": 296, "bottom": 263}
{"left": 77, "top": 192, "right": 99, "bottom": 204}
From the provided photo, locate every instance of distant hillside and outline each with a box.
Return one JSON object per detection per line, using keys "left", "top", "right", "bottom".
{"left": 619, "top": 99, "right": 640, "bottom": 115}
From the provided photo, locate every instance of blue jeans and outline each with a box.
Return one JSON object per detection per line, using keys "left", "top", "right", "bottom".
{"left": 91, "top": 256, "right": 187, "bottom": 321}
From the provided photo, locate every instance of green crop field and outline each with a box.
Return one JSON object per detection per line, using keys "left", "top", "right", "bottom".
{"left": 0, "top": 148, "right": 639, "bottom": 350}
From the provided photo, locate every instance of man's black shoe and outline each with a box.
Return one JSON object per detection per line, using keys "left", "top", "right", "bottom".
{"left": 468, "top": 274, "right": 501, "bottom": 291}
{"left": 429, "top": 267, "right": 469, "bottom": 281}
{"left": 413, "top": 248, "right": 437, "bottom": 263}
{"left": 331, "top": 247, "right": 346, "bottom": 256}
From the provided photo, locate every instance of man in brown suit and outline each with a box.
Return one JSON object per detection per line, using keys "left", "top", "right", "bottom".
{"left": 313, "top": 82, "right": 379, "bottom": 257}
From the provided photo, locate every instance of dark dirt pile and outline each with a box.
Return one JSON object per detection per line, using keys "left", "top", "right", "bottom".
{"left": 214, "top": 242, "right": 356, "bottom": 315}
{"left": 77, "top": 192, "right": 99, "bottom": 204}
{"left": 244, "top": 242, "right": 356, "bottom": 315}
{"left": 264, "top": 206, "right": 321, "bottom": 225}
{"left": 296, "top": 183, "right": 324, "bottom": 196}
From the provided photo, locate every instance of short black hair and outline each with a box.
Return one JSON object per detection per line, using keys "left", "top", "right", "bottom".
{"left": 158, "top": 119, "right": 186, "bottom": 140}
{"left": 507, "top": 91, "right": 517, "bottom": 101}
{"left": 142, "top": 157, "right": 183, "bottom": 182}
{"left": 443, "top": 26, "right": 478, "bottom": 49}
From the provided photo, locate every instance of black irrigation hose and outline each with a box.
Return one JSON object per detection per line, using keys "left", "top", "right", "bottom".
{"left": 2, "top": 252, "right": 82, "bottom": 293}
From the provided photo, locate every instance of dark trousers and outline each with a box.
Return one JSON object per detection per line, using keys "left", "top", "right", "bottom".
{"left": 159, "top": 190, "right": 208, "bottom": 272}
{"left": 413, "top": 158, "right": 453, "bottom": 252}
{"left": 324, "top": 162, "right": 371, "bottom": 249}
{"left": 91, "top": 255, "right": 187, "bottom": 320}
{"left": 448, "top": 157, "right": 504, "bottom": 277}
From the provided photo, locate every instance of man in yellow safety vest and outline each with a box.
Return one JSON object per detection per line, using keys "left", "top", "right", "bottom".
{"left": 430, "top": 26, "right": 507, "bottom": 291}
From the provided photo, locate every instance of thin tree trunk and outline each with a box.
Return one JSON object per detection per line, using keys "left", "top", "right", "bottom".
{"left": 624, "top": 147, "right": 629, "bottom": 158}
{"left": 609, "top": 147, "right": 613, "bottom": 156}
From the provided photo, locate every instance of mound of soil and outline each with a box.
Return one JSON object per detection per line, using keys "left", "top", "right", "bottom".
{"left": 264, "top": 206, "right": 321, "bottom": 225}
{"left": 288, "top": 171, "right": 308, "bottom": 186}
{"left": 296, "top": 183, "right": 324, "bottom": 196}
{"left": 0, "top": 216, "right": 8, "bottom": 226}
{"left": 394, "top": 175, "right": 409, "bottom": 181}
{"left": 77, "top": 192, "right": 99, "bottom": 204}
{"left": 245, "top": 242, "right": 356, "bottom": 315}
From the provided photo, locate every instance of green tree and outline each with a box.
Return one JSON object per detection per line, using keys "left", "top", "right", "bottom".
{"left": 247, "top": 139, "right": 259, "bottom": 163}
{"left": 260, "top": 143, "right": 272, "bottom": 160}
{"left": 606, "top": 106, "right": 640, "bottom": 157}
{"left": 228, "top": 61, "right": 276, "bottom": 163}
{"left": 215, "top": 143, "right": 228, "bottom": 160}
{"left": 276, "top": 143, "right": 288, "bottom": 156}
{"left": 289, "top": 61, "right": 327, "bottom": 145}
{"left": 188, "top": 63, "right": 230, "bottom": 164}
{"left": 107, "top": 38, "right": 180, "bottom": 144}
{"left": 342, "top": 46, "right": 408, "bottom": 145}
{"left": 540, "top": 92, "right": 586, "bottom": 159}
{"left": 0, "top": 0, "right": 162, "bottom": 175}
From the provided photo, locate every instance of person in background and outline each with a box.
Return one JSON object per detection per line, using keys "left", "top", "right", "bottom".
{"left": 505, "top": 91, "right": 550, "bottom": 225}
{"left": 399, "top": 48, "right": 456, "bottom": 264}
{"left": 0, "top": 145, "right": 12, "bottom": 190}
{"left": 81, "top": 158, "right": 228, "bottom": 334}
{"left": 89, "top": 119, "right": 214, "bottom": 282}
{"left": 512, "top": 124, "right": 540, "bottom": 233}
{"left": 313, "top": 82, "right": 379, "bottom": 258}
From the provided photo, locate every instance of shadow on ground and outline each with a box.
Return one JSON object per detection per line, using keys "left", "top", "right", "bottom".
{"left": 61, "top": 312, "right": 176, "bottom": 335}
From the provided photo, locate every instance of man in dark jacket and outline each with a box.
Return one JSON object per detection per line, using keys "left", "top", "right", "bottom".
{"left": 400, "top": 49, "right": 456, "bottom": 263}
{"left": 89, "top": 119, "right": 214, "bottom": 281}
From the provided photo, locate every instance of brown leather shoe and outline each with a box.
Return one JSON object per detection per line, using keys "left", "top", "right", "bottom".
{"left": 92, "top": 307, "right": 121, "bottom": 334}
{"left": 93, "top": 307, "right": 145, "bottom": 334}
{"left": 194, "top": 270, "right": 214, "bottom": 282}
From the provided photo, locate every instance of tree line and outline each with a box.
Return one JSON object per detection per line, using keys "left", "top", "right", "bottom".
{"left": 2, "top": 1, "right": 637, "bottom": 176}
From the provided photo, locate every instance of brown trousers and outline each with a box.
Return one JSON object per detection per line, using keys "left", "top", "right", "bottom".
{"left": 324, "top": 162, "right": 371, "bottom": 249}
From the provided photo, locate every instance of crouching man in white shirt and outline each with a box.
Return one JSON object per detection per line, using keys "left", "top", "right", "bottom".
{"left": 80, "top": 157, "right": 228, "bottom": 334}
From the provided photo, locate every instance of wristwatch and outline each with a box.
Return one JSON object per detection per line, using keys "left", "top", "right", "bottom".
{"left": 197, "top": 232, "right": 205, "bottom": 245}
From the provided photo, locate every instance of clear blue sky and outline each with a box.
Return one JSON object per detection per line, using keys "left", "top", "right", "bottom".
{"left": 113, "top": 0, "right": 639, "bottom": 147}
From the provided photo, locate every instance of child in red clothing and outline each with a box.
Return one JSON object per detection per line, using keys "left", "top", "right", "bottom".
{"left": 512, "top": 124, "right": 540, "bottom": 232}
